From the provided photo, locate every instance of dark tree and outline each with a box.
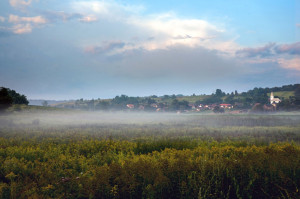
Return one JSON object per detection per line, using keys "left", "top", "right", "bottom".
{"left": 95, "top": 101, "right": 109, "bottom": 110}
{"left": 213, "top": 106, "right": 224, "bottom": 113}
{"left": 215, "top": 89, "right": 225, "bottom": 97}
{"left": 251, "top": 103, "right": 264, "bottom": 112}
{"left": 295, "top": 85, "right": 300, "bottom": 105}
{"left": 0, "top": 87, "right": 13, "bottom": 111}
{"left": 7, "top": 89, "right": 29, "bottom": 105}
{"left": 42, "top": 101, "right": 48, "bottom": 107}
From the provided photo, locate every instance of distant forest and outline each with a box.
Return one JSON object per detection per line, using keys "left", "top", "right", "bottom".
{"left": 51, "top": 84, "right": 300, "bottom": 112}
{"left": 1, "top": 84, "right": 300, "bottom": 112}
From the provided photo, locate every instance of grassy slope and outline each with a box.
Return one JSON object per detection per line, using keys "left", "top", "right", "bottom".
{"left": 267, "top": 91, "right": 294, "bottom": 99}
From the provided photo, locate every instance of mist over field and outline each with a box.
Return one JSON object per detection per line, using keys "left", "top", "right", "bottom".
{"left": 1, "top": 111, "right": 300, "bottom": 143}
{"left": 2, "top": 110, "right": 300, "bottom": 127}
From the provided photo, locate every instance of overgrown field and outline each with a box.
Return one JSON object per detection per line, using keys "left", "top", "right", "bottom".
{"left": 0, "top": 111, "right": 300, "bottom": 198}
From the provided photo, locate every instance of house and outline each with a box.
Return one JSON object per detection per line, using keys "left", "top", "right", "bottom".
{"left": 189, "top": 104, "right": 196, "bottom": 109}
{"left": 126, "top": 104, "right": 134, "bottom": 109}
{"left": 270, "top": 92, "right": 281, "bottom": 105}
{"left": 150, "top": 103, "right": 158, "bottom": 108}
{"left": 219, "top": 104, "right": 233, "bottom": 109}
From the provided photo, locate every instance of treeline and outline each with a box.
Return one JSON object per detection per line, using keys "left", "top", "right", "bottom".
{"left": 0, "top": 87, "right": 28, "bottom": 111}
{"left": 195, "top": 84, "right": 300, "bottom": 109}
{"left": 63, "top": 84, "right": 300, "bottom": 111}
{"left": 2, "top": 84, "right": 300, "bottom": 112}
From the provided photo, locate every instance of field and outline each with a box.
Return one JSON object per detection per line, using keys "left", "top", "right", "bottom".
{"left": 267, "top": 91, "right": 295, "bottom": 99}
{"left": 0, "top": 111, "right": 300, "bottom": 198}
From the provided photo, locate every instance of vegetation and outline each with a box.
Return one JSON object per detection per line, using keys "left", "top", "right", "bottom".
{"left": 51, "top": 84, "right": 300, "bottom": 112}
{"left": 0, "top": 88, "right": 13, "bottom": 111}
{"left": 0, "top": 111, "right": 300, "bottom": 198}
{"left": 0, "top": 87, "right": 29, "bottom": 111}
{"left": 7, "top": 89, "right": 29, "bottom": 105}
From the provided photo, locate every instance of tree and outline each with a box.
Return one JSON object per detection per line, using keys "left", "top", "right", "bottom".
{"left": 7, "top": 89, "right": 29, "bottom": 105}
{"left": 251, "top": 103, "right": 264, "bottom": 112}
{"left": 42, "top": 101, "right": 48, "bottom": 107}
{"left": 295, "top": 85, "right": 300, "bottom": 105}
{"left": 215, "top": 89, "right": 225, "bottom": 97}
{"left": 0, "top": 87, "right": 13, "bottom": 111}
{"left": 95, "top": 101, "right": 109, "bottom": 110}
{"left": 213, "top": 106, "right": 224, "bottom": 113}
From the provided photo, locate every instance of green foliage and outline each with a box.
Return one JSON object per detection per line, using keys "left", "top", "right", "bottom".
{"left": 52, "top": 84, "right": 300, "bottom": 112}
{"left": 0, "top": 137, "right": 299, "bottom": 198}
{"left": 213, "top": 106, "right": 225, "bottom": 113}
{"left": 0, "top": 88, "right": 13, "bottom": 111}
{"left": 7, "top": 88, "right": 29, "bottom": 105}
{"left": 295, "top": 85, "right": 300, "bottom": 105}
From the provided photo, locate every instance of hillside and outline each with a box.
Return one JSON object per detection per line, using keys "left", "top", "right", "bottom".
{"left": 45, "top": 84, "right": 299, "bottom": 111}
{"left": 266, "top": 91, "right": 294, "bottom": 99}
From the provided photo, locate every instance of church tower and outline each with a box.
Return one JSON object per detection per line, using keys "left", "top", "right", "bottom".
{"left": 270, "top": 92, "right": 274, "bottom": 102}
{"left": 270, "top": 92, "right": 281, "bottom": 105}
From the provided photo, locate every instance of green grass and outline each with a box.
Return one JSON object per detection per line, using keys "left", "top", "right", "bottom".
{"left": 267, "top": 91, "right": 294, "bottom": 99}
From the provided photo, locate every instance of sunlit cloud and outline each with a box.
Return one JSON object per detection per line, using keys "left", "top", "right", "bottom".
{"left": 9, "top": 15, "right": 47, "bottom": 24}
{"left": 12, "top": 23, "right": 32, "bottom": 34}
{"left": 275, "top": 42, "right": 300, "bottom": 55}
{"left": 73, "top": 1, "right": 239, "bottom": 56}
{"left": 85, "top": 41, "right": 126, "bottom": 54}
{"left": 0, "top": 16, "right": 5, "bottom": 22}
{"left": 9, "top": 0, "right": 34, "bottom": 10}
{"left": 79, "top": 15, "right": 98, "bottom": 23}
{"left": 42, "top": 11, "right": 82, "bottom": 22}
{"left": 236, "top": 42, "right": 300, "bottom": 74}
{"left": 72, "top": 1, "right": 145, "bottom": 17}
{"left": 7, "top": 14, "right": 46, "bottom": 34}
{"left": 278, "top": 57, "right": 300, "bottom": 71}
{"left": 236, "top": 43, "right": 276, "bottom": 58}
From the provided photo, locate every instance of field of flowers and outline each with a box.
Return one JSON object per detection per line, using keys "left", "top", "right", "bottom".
{"left": 0, "top": 112, "right": 300, "bottom": 198}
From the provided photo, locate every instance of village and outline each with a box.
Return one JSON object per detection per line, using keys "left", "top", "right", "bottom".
{"left": 46, "top": 84, "right": 299, "bottom": 112}
{"left": 124, "top": 92, "right": 281, "bottom": 113}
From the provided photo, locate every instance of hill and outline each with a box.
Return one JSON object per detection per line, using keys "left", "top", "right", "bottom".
{"left": 46, "top": 83, "right": 299, "bottom": 112}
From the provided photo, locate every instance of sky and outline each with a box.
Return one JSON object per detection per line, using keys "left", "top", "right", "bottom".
{"left": 0, "top": 0, "right": 299, "bottom": 100}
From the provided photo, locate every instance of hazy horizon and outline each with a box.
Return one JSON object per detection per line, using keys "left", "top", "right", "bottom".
{"left": 0, "top": 0, "right": 299, "bottom": 100}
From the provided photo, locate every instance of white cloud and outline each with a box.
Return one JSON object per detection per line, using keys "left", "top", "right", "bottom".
{"left": 79, "top": 15, "right": 98, "bottom": 23}
{"left": 7, "top": 15, "right": 46, "bottom": 34}
{"left": 9, "top": 0, "right": 33, "bottom": 9}
{"left": 0, "top": 16, "right": 5, "bottom": 22}
{"left": 74, "top": 1, "right": 239, "bottom": 57}
{"left": 9, "top": 15, "right": 47, "bottom": 24}
{"left": 72, "top": 1, "right": 144, "bottom": 17}
{"left": 12, "top": 23, "right": 32, "bottom": 34}
{"left": 278, "top": 57, "right": 300, "bottom": 71}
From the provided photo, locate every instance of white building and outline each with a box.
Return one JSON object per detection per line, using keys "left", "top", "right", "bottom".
{"left": 270, "top": 92, "right": 281, "bottom": 105}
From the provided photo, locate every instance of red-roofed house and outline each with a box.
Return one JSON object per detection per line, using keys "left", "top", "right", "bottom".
{"left": 126, "top": 104, "right": 134, "bottom": 109}
{"left": 219, "top": 104, "right": 233, "bottom": 109}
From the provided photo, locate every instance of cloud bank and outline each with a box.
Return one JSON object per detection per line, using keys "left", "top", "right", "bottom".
{"left": 0, "top": 0, "right": 299, "bottom": 99}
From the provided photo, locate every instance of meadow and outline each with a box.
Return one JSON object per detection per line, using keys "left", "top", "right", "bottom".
{"left": 0, "top": 111, "right": 300, "bottom": 198}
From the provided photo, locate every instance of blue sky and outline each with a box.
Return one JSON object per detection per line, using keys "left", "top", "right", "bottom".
{"left": 0, "top": 0, "right": 299, "bottom": 100}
